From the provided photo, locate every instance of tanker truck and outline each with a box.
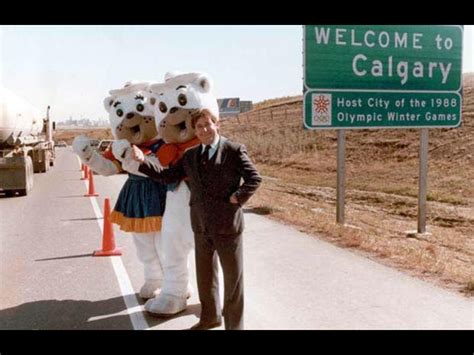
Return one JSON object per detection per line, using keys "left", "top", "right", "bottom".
{"left": 0, "top": 86, "right": 55, "bottom": 197}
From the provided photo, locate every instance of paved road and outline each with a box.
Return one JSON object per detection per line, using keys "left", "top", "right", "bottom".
{"left": 0, "top": 147, "right": 472, "bottom": 329}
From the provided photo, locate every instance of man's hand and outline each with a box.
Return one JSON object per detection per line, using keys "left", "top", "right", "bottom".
{"left": 131, "top": 144, "right": 145, "bottom": 163}
{"left": 230, "top": 193, "right": 239, "bottom": 205}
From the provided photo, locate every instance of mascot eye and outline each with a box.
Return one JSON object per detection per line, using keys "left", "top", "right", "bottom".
{"left": 116, "top": 109, "right": 124, "bottom": 117}
{"left": 159, "top": 102, "right": 168, "bottom": 113}
{"left": 136, "top": 103, "right": 144, "bottom": 112}
{"left": 178, "top": 93, "right": 187, "bottom": 106}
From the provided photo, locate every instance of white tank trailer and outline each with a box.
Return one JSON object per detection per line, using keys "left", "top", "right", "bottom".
{"left": 0, "top": 87, "right": 55, "bottom": 196}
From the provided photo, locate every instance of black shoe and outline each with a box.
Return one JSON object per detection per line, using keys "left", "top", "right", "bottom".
{"left": 189, "top": 319, "right": 222, "bottom": 330}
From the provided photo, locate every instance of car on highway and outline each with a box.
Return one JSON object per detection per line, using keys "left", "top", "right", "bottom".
{"left": 56, "top": 140, "right": 68, "bottom": 147}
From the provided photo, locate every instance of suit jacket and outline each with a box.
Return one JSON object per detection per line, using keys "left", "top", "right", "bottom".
{"left": 139, "top": 136, "right": 262, "bottom": 235}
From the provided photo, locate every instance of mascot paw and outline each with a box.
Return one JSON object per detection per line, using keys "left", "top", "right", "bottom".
{"left": 139, "top": 279, "right": 162, "bottom": 300}
{"left": 72, "top": 135, "right": 94, "bottom": 161}
{"left": 144, "top": 293, "right": 187, "bottom": 317}
{"left": 112, "top": 139, "right": 132, "bottom": 162}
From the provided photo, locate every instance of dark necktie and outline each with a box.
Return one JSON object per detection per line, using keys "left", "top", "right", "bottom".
{"left": 202, "top": 145, "right": 211, "bottom": 166}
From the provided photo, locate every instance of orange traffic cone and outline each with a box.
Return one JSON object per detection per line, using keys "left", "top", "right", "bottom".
{"left": 84, "top": 168, "right": 98, "bottom": 197}
{"left": 94, "top": 198, "right": 122, "bottom": 256}
{"left": 81, "top": 164, "right": 89, "bottom": 180}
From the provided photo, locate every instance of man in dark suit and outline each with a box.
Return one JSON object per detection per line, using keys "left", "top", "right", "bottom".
{"left": 131, "top": 108, "right": 262, "bottom": 330}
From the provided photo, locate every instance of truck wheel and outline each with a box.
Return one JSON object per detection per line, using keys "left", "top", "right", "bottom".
{"left": 5, "top": 190, "right": 15, "bottom": 197}
{"left": 39, "top": 160, "right": 46, "bottom": 173}
{"left": 18, "top": 189, "right": 27, "bottom": 196}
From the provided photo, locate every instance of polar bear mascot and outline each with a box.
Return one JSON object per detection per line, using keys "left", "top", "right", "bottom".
{"left": 72, "top": 82, "right": 168, "bottom": 300}
{"left": 115, "top": 71, "right": 219, "bottom": 316}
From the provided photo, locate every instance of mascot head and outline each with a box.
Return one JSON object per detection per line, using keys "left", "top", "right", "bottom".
{"left": 103, "top": 81, "right": 159, "bottom": 145}
{"left": 149, "top": 72, "right": 219, "bottom": 144}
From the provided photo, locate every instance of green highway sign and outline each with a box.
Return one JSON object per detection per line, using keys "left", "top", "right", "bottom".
{"left": 304, "top": 25, "right": 463, "bottom": 91}
{"left": 304, "top": 91, "right": 461, "bottom": 129}
{"left": 303, "top": 25, "right": 463, "bottom": 129}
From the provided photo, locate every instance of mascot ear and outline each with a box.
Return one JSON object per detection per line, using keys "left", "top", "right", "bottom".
{"left": 149, "top": 83, "right": 166, "bottom": 96}
{"left": 196, "top": 74, "right": 212, "bottom": 93}
{"left": 164, "top": 71, "right": 182, "bottom": 81}
{"left": 103, "top": 96, "right": 115, "bottom": 113}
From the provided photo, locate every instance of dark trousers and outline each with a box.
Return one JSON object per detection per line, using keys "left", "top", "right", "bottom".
{"left": 194, "top": 232, "right": 244, "bottom": 330}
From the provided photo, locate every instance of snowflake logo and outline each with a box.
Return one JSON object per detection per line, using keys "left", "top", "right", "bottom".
{"left": 311, "top": 93, "right": 332, "bottom": 126}
{"left": 313, "top": 95, "right": 330, "bottom": 114}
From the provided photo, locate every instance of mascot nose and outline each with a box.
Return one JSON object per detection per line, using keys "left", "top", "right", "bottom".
{"left": 126, "top": 113, "right": 135, "bottom": 119}
{"left": 170, "top": 107, "right": 178, "bottom": 114}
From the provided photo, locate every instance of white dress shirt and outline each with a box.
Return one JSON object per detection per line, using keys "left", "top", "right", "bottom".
{"left": 201, "top": 134, "right": 220, "bottom": 160}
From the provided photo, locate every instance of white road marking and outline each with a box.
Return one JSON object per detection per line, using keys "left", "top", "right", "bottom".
{"left": 79, "top": 157, "right": 150, "bottom": 330}
{"left": 87, "top": 306, "right": 144, "bottom": 322}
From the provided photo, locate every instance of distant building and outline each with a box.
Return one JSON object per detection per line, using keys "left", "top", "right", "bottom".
{"left": 57, "top": 118, "right": 109, "bottom": 127}
{"left": 217, "top": 98, "right": 253, "bottom": 118}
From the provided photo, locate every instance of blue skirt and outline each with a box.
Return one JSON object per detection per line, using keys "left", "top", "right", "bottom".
{"left": 110, "top": 174, "right": 167, "bottom": 233}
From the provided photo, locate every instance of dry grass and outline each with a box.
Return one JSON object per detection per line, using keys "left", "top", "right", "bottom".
{"left": 243, "top": 174, "right": 473, "bottom": 296}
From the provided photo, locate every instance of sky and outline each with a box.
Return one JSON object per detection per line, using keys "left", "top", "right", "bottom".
{"left": 1, "top": 25, "right": 473, "bottom": 123}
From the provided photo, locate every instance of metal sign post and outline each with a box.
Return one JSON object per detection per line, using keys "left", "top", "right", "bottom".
{"left": 418, "top": 128, "right": 429, "bottom": 233}
{"left": 336, "top": 129, "right": 346, "bottom": 224}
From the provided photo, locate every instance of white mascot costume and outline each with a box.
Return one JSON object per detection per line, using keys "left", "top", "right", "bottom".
{"left": 116, "top": 72, "right": 219, "bottom": 316}
{"left": 72, "top": 82, "right": 167, "bottom": 300}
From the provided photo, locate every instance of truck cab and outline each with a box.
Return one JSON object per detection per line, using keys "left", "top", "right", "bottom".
{"left": 0, "top": 88, "right": 55, "bottom": 197}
